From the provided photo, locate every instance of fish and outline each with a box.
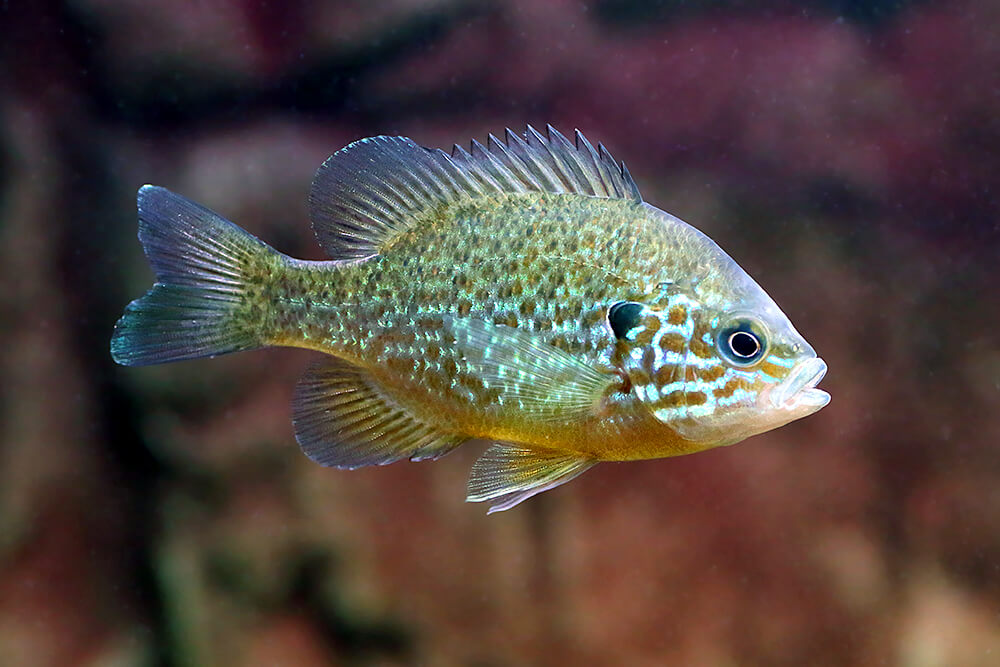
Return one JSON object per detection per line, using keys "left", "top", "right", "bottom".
{"left": 111, "top": 125, "right": 829, "bottom": 513}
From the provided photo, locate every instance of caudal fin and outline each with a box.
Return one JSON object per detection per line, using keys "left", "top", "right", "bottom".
{"left": 111, "top": 185, "right": 277, "bottom": 366}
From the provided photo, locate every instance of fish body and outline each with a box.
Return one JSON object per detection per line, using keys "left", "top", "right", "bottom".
{"left": 112, "top": 126, "right": 829, "bottom": 512}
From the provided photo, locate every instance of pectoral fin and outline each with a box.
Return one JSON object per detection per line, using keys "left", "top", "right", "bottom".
{"left": 442, "top": 316, "right": 613, "bottom": 422}
{"left": 466, "top": 443, "right": 597, "bottom": 513}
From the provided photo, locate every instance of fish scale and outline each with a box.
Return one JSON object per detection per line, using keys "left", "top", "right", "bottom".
{"left": 263, "top": 194, "right": 702, "bottom": 452}
{"left": 270, "top": 195, "right": 639, "bottom": 358}
{"left": 111, "top": 125, "right": 829, "bottom": 512}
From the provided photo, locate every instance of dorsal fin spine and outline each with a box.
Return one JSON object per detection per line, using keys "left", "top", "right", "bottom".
{"left": 539, "top": 125, "right": 596, "bottom": 195}
{"left": 468, "top": 139, "right": 523, "bottom": 193}
{"left": 570, "top": 129, "right": 608, "bottom": 197}
{"left": 487, "top": 134, "right": 536, "bottom": 190}
{"left": 525, "top": 125, "right": 576, "bottom": 193}
{"left": 594, "top": 144, "right": 619, "bottom": 195}
{"left": 441, "top": 150, "right": 486, "bottom": 197}
{"left": 621, "top": 162, "right": 641, "bottom": 200}
{"left": 431, "top": 150, "right": 479, "bottom": 199}
{"left": 505, "top": 128, "right": 565, "bottom": 193}
{"left": 308, "top": 126, "right": 643, "bottom": 260}
{"left": 523, "top": 126, "right": 563, "bottom": 184}
{"left": 542, "top": 126, "right": 592, "bottom": 194}
{"left": 574, "top": 130, "right": 616, "bottom": 197}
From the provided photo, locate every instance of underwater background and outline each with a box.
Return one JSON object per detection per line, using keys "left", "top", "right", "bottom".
{"left": 1, "top": 0, "right": 998, "bottom": 664}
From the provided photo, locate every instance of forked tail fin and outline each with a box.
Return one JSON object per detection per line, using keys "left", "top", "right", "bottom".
{"left": 111, "top": 185, "right": 278, "bottom": 366}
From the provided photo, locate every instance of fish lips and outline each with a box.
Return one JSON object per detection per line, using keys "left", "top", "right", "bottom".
{"left": 768, "top": 357, "right": 830, "bottom": 411}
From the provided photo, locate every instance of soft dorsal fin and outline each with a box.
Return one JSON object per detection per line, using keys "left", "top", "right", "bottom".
{"left": 308, "top": 125, "right": 643, "bottom": 260}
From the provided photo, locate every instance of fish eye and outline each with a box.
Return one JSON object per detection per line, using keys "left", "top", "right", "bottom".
{"left": 729, "top": 331, "right": 760, "bottom": 358}
{"left": 607, "top": 301, "right": 644, "bottom": 340}
{"left": 718, "top": 317, "right": 767, "bottom": 366}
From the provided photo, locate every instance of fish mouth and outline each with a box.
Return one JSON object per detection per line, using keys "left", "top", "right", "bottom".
{"left": 769, "top": 357, "right": 830, "bottom": 411}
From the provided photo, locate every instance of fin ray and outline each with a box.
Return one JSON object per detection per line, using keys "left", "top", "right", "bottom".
{"left": 442, "top": 316, "right": 612, "bottom": 422}
{"left": 292, "top": 356, "right": 465, "bottom": 468}
{"left": 308, "top": 126, "right": 642, "bottom": 260}
{"left": 467, "top": 443, "right": 597, "bottom": 513}
{"left": 110, "top": 186, "right": 274, "bottom": 366}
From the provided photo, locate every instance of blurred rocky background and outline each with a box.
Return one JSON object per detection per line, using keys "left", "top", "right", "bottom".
{"left": 1, "top": 0, "right": 998, "bottom": 665}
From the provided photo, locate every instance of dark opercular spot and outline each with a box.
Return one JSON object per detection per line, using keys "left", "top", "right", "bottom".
{"left": 608, "top": 301, "right": 644, "bottom": 340}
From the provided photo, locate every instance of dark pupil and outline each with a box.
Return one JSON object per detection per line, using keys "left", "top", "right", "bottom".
{"left": 608, "top": 301, "right": 644, "bottom": 340}
{"left": 729, "top": 331, "right": 760, "bottom": 358}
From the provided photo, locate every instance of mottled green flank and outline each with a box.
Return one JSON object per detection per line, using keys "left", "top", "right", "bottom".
{"left": 266, "top": 194, "right": 717, "bottom": 433}
{"left": 112, "top": 126, "right": 829, "bottom": 512}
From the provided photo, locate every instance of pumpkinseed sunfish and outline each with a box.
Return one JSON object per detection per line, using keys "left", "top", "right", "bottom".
{"left": 111, "top": 125, "right": 829, "bottom": 513}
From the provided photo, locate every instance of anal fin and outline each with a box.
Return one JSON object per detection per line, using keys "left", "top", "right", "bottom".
{"left": 466, "top": 443, "right": 597, "bottom": 513}
{"left": 293, "top": 356, "right": 465, "bottom": 468}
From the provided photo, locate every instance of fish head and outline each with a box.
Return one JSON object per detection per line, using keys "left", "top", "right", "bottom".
{"left": 609, "top": 280, "right": 829, "bottom": 448}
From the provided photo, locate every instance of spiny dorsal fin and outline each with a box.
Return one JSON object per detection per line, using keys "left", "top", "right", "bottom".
{"left": 292, "top": 355, "right": 465, "bottom": 468}
{"left": 308, "top": 125, "right": 642, "bottom": 260}
{"left": 466, "top": 443, "right": 597, "bottom": 513}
